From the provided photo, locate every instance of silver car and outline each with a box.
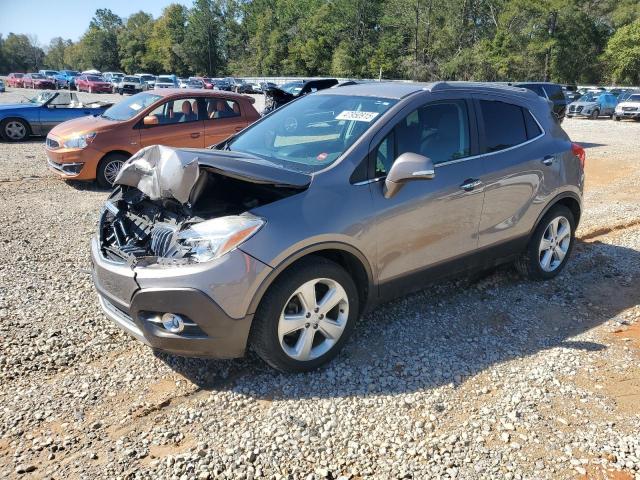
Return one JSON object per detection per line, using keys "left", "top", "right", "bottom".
{"left": 92, "top": 82, "right": 585, "bottom": 372}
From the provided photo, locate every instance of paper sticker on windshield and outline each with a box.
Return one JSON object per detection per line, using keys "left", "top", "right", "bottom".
{"left": 130, "top": 103, "right": 142, "bottom": 111}
{"left": 336, "top": 110, "right": 379, "bottom": 122}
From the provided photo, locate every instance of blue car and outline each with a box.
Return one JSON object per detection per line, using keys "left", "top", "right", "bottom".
{"left": 0, "top": 90, "right": 113, "bottom": 141}
{"left": 39, "top": 70, "right": 70, "bottom": 89}
{"left": 58, "top": 70, "right": 81, "bottom": 89}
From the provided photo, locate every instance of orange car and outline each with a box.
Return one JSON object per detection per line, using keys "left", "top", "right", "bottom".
{"left": 46, "top": 89, "right": 260, "bottom": 186}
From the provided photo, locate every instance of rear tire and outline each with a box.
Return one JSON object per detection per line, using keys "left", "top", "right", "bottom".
{"left": 96, "top": 153, "right": 128, "bottom": 188}
{"left": 249, "top": 256, "right": 359, "bottom": 373}
{"left": 516, "top": 205, "right": 575, "bottom": 281}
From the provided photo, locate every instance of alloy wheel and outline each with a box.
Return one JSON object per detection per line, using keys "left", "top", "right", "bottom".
{"left": 538, "top": 216, "right": 571, "bottom": 272}
{"left": 103, "top": 160, "right": 124, "bottom": 185}
{"left": 277, "top": 278, "right": 349, "bottom": 361}
{"left": 5, "top": 121, "right": 26, "bottom": 140}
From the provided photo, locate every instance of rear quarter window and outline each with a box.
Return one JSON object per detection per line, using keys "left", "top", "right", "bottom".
{"left": 479, "top": 100, "right": 528, "bottom": 152}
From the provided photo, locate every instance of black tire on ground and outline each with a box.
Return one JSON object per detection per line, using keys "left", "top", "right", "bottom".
{"left": 0, "top": 118, "right": 30, "bottom": 141}
{"left": 589, "top": 109, "right": 599, "bottom": 119}
{"left": 96, "top": 152, "right": 129, "bottom": 188}
{"left": 614, "top": 115, "right": 621, "bottom": 121}
{"left": 515, "top": 204, "right": 576, "bottom": 281}
{"left": 249, "top": 256, "right": 360, "bottom": 373}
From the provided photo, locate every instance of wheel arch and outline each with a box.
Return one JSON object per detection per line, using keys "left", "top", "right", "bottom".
{"left": 95, "top": 150, "right": 134, "bottom": 181}
{"left": 247, "top": 242, "right": 375, "bottom": 318}
{"left": 530, "top": 192, "right": 582, "bottom": 237}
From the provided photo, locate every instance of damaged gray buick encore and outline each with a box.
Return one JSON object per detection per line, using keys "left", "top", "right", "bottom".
{"left": 92, "top": 82, "right": 585, "bottom": 372}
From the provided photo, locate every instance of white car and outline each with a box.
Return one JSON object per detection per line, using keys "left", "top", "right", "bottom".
{"left": 613, "top": 92, "right": 640, "bottom": 121}
{"left": 135, "top": 73, "right": 156, "bottom": 89}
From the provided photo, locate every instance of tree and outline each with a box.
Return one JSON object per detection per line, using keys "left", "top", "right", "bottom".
{"left": 118, "top": 11, "right": 156, "bottom": 73}
{"left": 183, "top": 0, "right": 225, "bottom": 75}
{"left": 2, "top": 33, "right": 44, "bottom": 71}
{"left": 80, "top": 9, "right": 123, "bottom": 70}
{"left": 603, "top": 18, "right": 640, "bottom": 85}
{"left": 148, "top": 4, "right": 189, "bottom": 75}
{"left": 45, "top": 37, "right": 72, "bottom": 70}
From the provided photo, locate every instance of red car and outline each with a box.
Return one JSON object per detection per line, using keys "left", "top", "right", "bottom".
{"left": 75, "top": 75, "right": 112, "bottom": 93}
{"left": 7, "top": 73, "right": 25, "bottom": 88}
{"left": 23, "top": 73, "right": 56, "bottom": 89}
{"left": 193, "top": 76, "right": 214, "bottom": 89}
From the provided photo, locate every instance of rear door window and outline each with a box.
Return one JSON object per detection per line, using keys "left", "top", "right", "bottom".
{"left": 479, "top": 100, "right": 528, "bottom": 152}
{"left": 543, "top": 85, "right": 565, "bottom": 101}
{"left": 205, "top": 98, "right": 241, "bottom": 119}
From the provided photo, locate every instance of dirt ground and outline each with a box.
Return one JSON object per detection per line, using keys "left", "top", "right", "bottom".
{"left": 0, "top": 88, "right": 638, "bottom": 480}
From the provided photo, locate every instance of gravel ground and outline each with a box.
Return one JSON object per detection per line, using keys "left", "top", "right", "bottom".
{"left": 0, "top": 87, "right": 639, "bottom": 480}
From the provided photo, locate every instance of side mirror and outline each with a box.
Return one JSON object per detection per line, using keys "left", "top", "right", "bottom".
{"left": 143, "top": 115, "right": 158, "bottom": 126}
{"left": 383, "top": 152, "right": 435, "bottom": 199}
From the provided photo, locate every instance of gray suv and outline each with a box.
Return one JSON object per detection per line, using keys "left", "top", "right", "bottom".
{"left": 92, "top": 82, "right": 585, "bottom": 372}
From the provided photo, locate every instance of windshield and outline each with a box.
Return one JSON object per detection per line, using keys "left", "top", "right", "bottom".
{"left": 28, "top": 91, "right": 56, "bottom": 104}
{"left": 140, "top": 75, "right": 155, "bottom": 81}
{"left": 62, "top": 71, "right": 79, "bottom": 76}
{"left": 44, "top": 71, "right": 58, "bottom": 76}
{"left": 280, "top": 82, "right": 304, "bottom": 94}
{"left": 31, "top": 74, "right": 45, "bottom": 79}
{"left": 101, "top": 92, "right": 161, "bottom": 121}
{"left": 157, "top": 76, "right": 175, "bottom": 83}
{"left": 123, "top": 76, "right": 139, "bottom": 83}
{"left": 87, "top": 75, "right": 103, "bottom": 82}
{"left": 578, "top": 93, "right": 599, "bottom": 102}
{"left": 626, "top": 94, "right": 640, "bottom": 102}
{"left": 227, "top": 94, "right": 397, "bottom": 173}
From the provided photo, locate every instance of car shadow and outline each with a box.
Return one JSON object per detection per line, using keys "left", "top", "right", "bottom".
{"left": 64, "top": 180, "right": 111, "bottom": 192}
{"left": 156, "top": 238, "right": 639, "bottom": 399}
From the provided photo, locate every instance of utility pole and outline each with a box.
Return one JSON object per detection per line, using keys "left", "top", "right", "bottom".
{"left": 543, "top": 11, "right": 557, "bottom": 82}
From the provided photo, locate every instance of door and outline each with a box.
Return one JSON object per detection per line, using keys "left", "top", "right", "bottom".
{"left": 40, "top": 92, "right": 93, "bottom": 135}
{"left": 139, "top": 96, "right": 205, "bottom": 148}
{"left": 474, "top": 96, "right": 558, "bottom": 249}
{"left": 202, "top": 97, "right": 248, "bottom": 146}
{"left": 372, "top": 98, "right": 486, "bottom": 291}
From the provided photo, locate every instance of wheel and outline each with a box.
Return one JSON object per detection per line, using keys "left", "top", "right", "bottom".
{"left": 1, "top": 118, "right": 30, "bottom": 141}
{"left": 516, "top": 205, "right": 575, "bottom": 281}
{"left": 566, "top": 115, "right": 572, "bottom": 118}
{"left": 614, "top": 115, "right": 621, "bottom": 121}
{"left": 249, "top": 256, "right": 359, "bottom": 372}
{"left": 589, "top": 109, "right": 599, "bottom": 119}
{"left": 96, "top": 153, "right": 128, "bottom": 188}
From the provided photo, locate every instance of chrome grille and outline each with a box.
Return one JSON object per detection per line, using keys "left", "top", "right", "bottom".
{"left": 622, "top": 107, "right": 637, "bottom": 112}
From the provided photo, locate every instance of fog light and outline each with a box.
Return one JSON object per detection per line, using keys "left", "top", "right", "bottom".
{"left": 161, "top": 313, "right": 185, "bottom": 333}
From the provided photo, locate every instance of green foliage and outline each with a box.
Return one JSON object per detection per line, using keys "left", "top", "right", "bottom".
{"left": 603, "top": 19, "right": 640, "bottom": 85}
{"left": 0, "top": 1, "right": 638, "bottom": 84}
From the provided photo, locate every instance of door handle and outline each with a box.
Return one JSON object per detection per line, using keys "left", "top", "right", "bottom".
{"left": 190, "top": 132, "right": 201, "bottom": 139}
{"left": 542, "top": 155, "right": 554, "bottom": 166}
{"left": 460, "top": 179, "right": 482, "bottom": 191}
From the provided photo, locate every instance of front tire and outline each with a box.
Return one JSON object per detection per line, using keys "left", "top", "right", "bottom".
{"left": 614, "top": 115, "right": 621, "bottom": 121}
{"left": 96, "top": 153, "right": 128, "bottom": 188}
{"left": 589, "top": 109, "right": 599, "bottom": 120}
{"left": 516, "top": 205, "right": 575, "bottom": 280}
{"left": 1, "top": 118, "right": 30, "bottom": 141}
{"left": 250, "top": 257, "right": 359, "bottom": 373}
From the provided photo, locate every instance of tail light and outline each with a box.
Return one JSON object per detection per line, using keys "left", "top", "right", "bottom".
{"left": 571, "top": 143, "right": 585, "bottom": 169}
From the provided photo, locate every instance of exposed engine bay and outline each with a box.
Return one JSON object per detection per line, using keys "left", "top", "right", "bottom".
{"left": 99, "top": 170, "right": 299, "bottom": 265}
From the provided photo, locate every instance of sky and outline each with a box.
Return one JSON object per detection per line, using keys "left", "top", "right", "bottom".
{"left": 0, "top": 0, "right": 193, "bottom": 46}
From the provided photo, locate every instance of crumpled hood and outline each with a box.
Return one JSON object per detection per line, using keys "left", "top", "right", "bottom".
{"left": 114, "top": 145, "right": 311, "bottom": 205}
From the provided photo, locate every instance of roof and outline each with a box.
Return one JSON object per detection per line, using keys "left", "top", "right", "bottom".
{"left": 318, "top": 81, "right": 535, "bottom": 100}
{"left": 144, "top": 88, "right": 253, "bottom": 102}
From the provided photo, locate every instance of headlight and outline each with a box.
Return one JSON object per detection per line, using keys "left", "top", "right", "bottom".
{"left": 63, "top": 132, "right": 96, "bottom": 149}
{"left": 177, "top": 214, "right": 264, "bottom": 262}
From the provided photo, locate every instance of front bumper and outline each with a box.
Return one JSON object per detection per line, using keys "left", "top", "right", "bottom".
{"left": 90, "top": 237, "right": 272, "bottom": 358}
{"left": 45, "top": 139, "right": 102, "bottom": 180}
{"left": 615, "top": 110, "right": 640, "bottom": 118}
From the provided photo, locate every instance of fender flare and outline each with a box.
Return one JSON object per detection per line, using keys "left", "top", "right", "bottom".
{"left": 529, "top": 191, "right": 582, "bottom": 237}
{"left": 246, "top": 241, "right": 375, "bottom": 316}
